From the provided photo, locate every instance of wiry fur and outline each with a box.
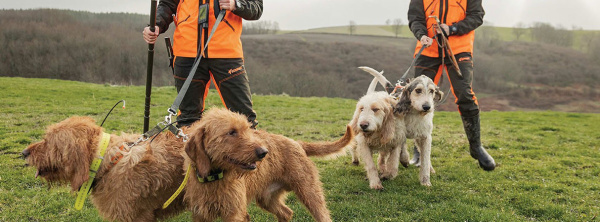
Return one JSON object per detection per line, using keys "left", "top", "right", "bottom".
{"left": 23, "top": 116, "right": 187, "bottom": 221}
{"left": 395, "top": 75, "right": 443, "bottom": 186}
{"left": 356, "top": 66, "right": 443, "bottom": 187}
{"left": 349, "top": 88, "right": 404, "bottom": 190}
{"left": 183, "top": 108, "right": 353, "bottom": 222}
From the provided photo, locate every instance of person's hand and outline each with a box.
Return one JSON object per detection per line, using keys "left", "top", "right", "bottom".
{"left": 420, "top": 35, "right": 433, "bottom": 47}
{"left": 143, "top": 26, "right": 160, "bottom": 44}
{"left": 435, "top": 24, "right": 450, "bottom": 36}
{"left": 220, "top": 0, "right": 237, "bottom": 11}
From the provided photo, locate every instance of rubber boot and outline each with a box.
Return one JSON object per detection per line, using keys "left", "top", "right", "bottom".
{"left": 461, "top": 114, "right": 496, "bottom": 171}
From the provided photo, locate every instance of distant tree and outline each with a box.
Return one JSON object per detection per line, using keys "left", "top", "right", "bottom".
{"left": 581, "top": 32, "right": 596, "bottom": 52}
{"left": 349, "top": 20, "right": 356, "bottom": 35}
{"left": 512, "top": 22, "right": 526, "bottom": 41}
{"left": 475, "top": 21, "right": 500, "bottom": 49}
{"left": 392, "top": 18, "right": 403, "bottom": 37}
{"left": 530, "top": 22, "right": 573, "bottom": 47}
{"left": 385, "top": 19, "right": 391, "bottom": 26}
{"left": 242, "top": 20, "right": 280, "bottom": 35}
{"left": 590, "top": 37, "right": 600, "bottom": 61}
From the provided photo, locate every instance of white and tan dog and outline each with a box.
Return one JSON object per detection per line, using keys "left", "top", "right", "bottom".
{"left": 349, "top": 69, "right": 405, "bottom": 190}
{"left": 358, "top": 66, "right": 443, "bottom": 186}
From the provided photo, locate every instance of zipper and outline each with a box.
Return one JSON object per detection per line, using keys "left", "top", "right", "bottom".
{"left": 425, "top": 0, "right": 435, "bottom": 14}
{"left": 457, "top": 0, "right": 466, "bottom": 13}
{"left": 223, "top": 19, "right": 235, "bottom": 32}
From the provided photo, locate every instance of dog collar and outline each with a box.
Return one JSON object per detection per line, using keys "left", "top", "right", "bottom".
{"left": 197, "top": 169, "right": 224, "bottom": 183}
{"left": 74, "top": 132, "right": 110, "bottom": 210}
{"left": 162, "top": 165, "right": 224, "bottom": 209}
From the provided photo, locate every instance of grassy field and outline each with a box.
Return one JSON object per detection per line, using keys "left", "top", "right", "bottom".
{"left": 1, "top": 77, "right": 599, "bottom": 221}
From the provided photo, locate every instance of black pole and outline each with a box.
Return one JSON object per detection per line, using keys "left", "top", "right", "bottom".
{"left": 144, "top": 0, "right": 157, "bottom": 133}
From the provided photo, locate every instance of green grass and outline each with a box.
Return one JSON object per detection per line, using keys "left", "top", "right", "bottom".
{"left": 1, "top": 77, "right": 599, "bottom": 221}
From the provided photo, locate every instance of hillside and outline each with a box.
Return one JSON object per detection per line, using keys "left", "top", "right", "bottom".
{"left": 1, "top": 9, "right": 599, "bottom": 112}
{"left": 1, "top": 77, "right": 599, "bottom": 221}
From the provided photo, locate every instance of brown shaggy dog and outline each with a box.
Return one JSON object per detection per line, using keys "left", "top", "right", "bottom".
{"left": 22, "top": 116, "right": 187, "bottom": 222}
{"left": 183, "top": 108, "right": 353, "bottom": 222}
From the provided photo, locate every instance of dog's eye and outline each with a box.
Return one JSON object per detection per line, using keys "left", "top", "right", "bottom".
{"left": 429, "top": 89, "right": 435, "bottom": 94}
{"left": 360, "top": 107, "right": 364, "bottom": 112}
{"left": 372, "top": 108, "right": 380, "bottom": 112}
{"left": 228, "top": 130, "right": 237, "bottom": 136}
{"left": 415, "top": 89, "right": 422, "bottom": 94}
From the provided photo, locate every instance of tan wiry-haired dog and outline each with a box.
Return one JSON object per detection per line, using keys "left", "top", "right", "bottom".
{"left": 356, "top": 67, "right": 443, "bottom": 187}
{"left": 349, "top": 77, "right": 404, "bottom": 190}
{"left": 22, "top": 116, "right": 187, "bottom": 221}
{"left": 183, "top": 108, "right": 353, "bottom": 222}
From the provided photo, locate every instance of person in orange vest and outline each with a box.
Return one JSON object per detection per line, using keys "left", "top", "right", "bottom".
{"left": 143, "top": 0, "right": 262, "bottom": 128}
{"left": 408, "top": 0, "right": 496, "bottom": 171}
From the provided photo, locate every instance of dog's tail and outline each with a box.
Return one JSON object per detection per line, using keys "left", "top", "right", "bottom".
{"left": 358, "top": 66, "right": 394, "bottom": 94}
{"left": 299, "top": 125, "right": 354, "bottom": 158}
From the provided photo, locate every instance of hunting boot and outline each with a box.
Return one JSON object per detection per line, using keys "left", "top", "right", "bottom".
{"left": 461, "top": 114, "right": 496, "bottom": 171}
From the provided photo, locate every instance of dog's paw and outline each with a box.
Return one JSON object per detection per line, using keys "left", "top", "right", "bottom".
{"left": 370, "top": 183, "right": 384, "bottom": 190}
{"left": 400, "top": 160, "right": 409, "bottom": 168}
{"left": 380, "top": 172, "right": 397, "bottom": 181}
{"left": 420, "top": 177, "right": 431, "bottom": 187}
{"left": 409, "top": 159, "right": 421, "bottom": 167}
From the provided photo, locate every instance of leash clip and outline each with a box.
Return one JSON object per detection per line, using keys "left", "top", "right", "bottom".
{"left": 176, "top": 129, "right": 189, "bottom": 142}
{"left": 166, "top": 108, "right": 177, "bottom": 125}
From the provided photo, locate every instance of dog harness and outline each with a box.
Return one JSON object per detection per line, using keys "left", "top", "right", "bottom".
{"left": 74, "top": 132, "right": 110, "bottom": 210}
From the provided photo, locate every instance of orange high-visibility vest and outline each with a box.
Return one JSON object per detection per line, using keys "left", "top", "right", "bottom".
{"left": 415, "top": 0, "right": 475, "bottom": 57}
{"left": 173, "top": 0, "right": 243, "bottom": 58}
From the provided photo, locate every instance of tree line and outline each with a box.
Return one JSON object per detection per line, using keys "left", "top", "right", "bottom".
{"left": 1, "top": 9, "right": 599, "bottom": 110}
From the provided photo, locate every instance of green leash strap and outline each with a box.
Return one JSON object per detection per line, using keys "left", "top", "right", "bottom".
{"left": 162, "top": 164, "right": 192, "bottom": 209}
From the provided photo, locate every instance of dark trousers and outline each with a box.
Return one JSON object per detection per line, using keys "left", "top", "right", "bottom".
{"left": 414, "top": 52, "right": 479, "bottom": 117}
{"left": 173, "top": 57, "right": 257, "bottom": 126}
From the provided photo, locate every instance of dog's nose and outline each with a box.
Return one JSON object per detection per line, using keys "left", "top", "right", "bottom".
{"left": 360, "top": 123, "right": 369, "bottom": 130}
{"left": 422, "top": 104, "right": 431, "bottom": 111}
{"left": 255, "top": 147, "right": 268, "bottom": 160}
{"left": 22, "top": 149, "right": 31, "bottom": 158}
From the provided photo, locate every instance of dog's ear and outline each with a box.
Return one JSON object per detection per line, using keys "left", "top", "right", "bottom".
{"left": 380, "top": 98, "right": 397, "bottom": 144}
{"left": 394, "top": 87, "right": 412, "bottom": 114}
{"left": 46, "top": 130, "right": 93, "bottom": 191}
{"left": 434, "top": 85, "right": 444, "bottom": 103}
{"left": 185, "top": 127, "right": 211, "bottom": 177}
{"left": 349, "top": 105, "right": 362, "bottom": 135}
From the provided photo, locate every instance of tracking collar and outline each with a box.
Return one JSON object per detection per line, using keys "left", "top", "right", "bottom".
{"left": 74, "top": 132, "right": 110, "bottom": 210}
{"left": 197, "top": 168, "right": 224, "bottom": 183}
{"left": 162, "top": 165, "right": 224, "bottom": 209}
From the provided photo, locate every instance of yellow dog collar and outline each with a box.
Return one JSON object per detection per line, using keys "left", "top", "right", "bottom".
{"left": 74, "top": 132, "right": 110, "bottom": 210}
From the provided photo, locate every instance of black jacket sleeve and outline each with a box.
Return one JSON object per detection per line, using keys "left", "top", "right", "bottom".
{"left": 155, "top": 0, "right": 179, "bottom": 34}
{"left": 407, "top": 0, "right": 428, "bottom": 40}
{"left": 232, "top": 0, "right": 263, "bottom": 21}
{"left": 451, "top": 0, "right": 484, "bottom": 35}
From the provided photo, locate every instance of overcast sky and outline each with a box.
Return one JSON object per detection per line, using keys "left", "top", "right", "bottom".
{"left": 2, "top": 0, "right": 600, "bottom": 30}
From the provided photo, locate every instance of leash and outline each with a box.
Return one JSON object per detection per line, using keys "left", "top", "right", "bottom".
{"left": 162, "top": 164, "right": 192, "bottom": 209}
{"left": 141, "top": 10, "right": 227, "bottom": 145}
{"left": 167, "top": 10, "right": 226, "bottom": 119}
{"left": 429, "top": 15, "right": 462, "bottom": 77}
{"left": 398, "top": 46, "right": 425, "bottom": 87}
{"left": 74, "top": 132, "right": 110, "bottom": 210}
